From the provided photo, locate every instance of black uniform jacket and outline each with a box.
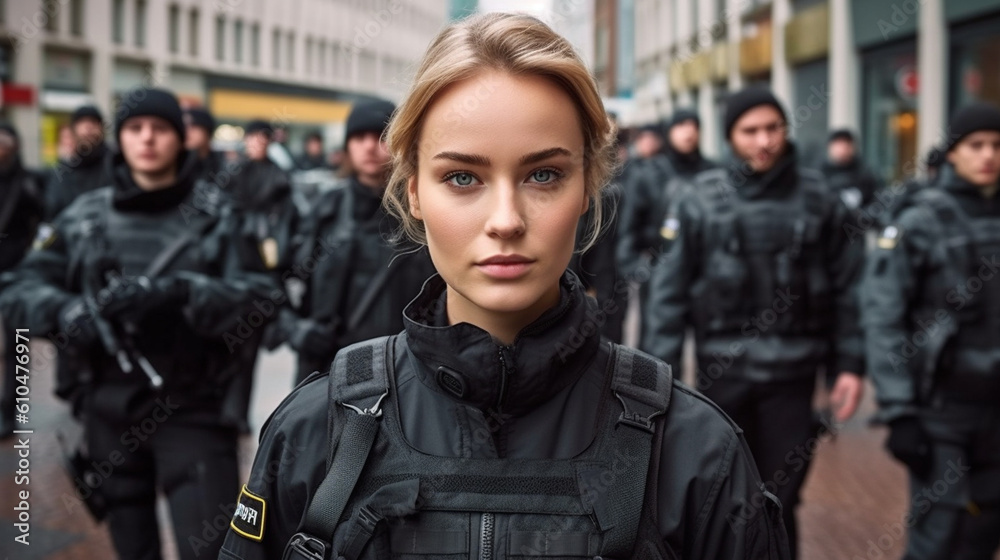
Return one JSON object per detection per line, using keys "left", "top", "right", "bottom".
{"left": 220, "top": 272, "right": 790, "bottom": 559}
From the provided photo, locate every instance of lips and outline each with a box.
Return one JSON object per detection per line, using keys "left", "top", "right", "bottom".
{"left": 476, "top": 254, "right": 535, "bottom": 280}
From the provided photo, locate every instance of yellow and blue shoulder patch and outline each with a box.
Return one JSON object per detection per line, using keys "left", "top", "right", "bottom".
{"left": 32, "top": 224, "right": 56, "bottom": 251}
{"left": 877, "top": 225, "right": 902, "bottom": 250}
{"left": 231, "top": 485, "right": 266, "bottom": 542}
{"left": 660, "top": 216, "right": 680, "bottom": 240}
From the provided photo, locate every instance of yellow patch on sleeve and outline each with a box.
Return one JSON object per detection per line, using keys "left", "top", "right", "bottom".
{"left": 230, "top": 485, "right": 267, "bottom": 542}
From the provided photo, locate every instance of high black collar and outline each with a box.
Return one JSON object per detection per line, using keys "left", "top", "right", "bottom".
{"left": 110, "top": 150, "right": 199, "bottom": 213}
{"left": 728, "top": 143, "right": 799, "bottom": 200}
{"left": 402, "top": 271, "right": 602, "bottom": 417}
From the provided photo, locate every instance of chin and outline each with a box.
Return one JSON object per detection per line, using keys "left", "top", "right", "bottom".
{"left": 458, "top": 277, "right": 557, "bottom": 316}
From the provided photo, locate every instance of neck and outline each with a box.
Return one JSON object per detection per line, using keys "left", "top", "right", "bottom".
{"left": 444, "top": 282, "right": 560, "bottom": 346}
{"left": 980, "top": 182, "right": 999, "bottom": 199}
{"left": 198, "top": 146, "right": 211, "bottom": 160}
{"left": 131, "top": 166, "right": 177, "bottom": 191}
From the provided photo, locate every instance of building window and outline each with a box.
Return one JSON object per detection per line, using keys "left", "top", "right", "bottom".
{"left": 272, "top": 28, "right": 281, "bottom": 70}
{"left": 317, "top": 40, "right": 326, "bottom": 77}
{"left": 188, "top": 9, "right": 199, "bottom": 56}
{"left": 215, "top": 16, "right": 225, "bottom": 61}
{"left": 234, "top": 20, "right": 244, "bottom": 64}
{"left": 168, "top": 4, "right": 180, "bottom": 53}
{"left": 42, "top": 0, "right": 58, "bottom": 32}
{"left": 305, "top": 37, "right": 314, "bottom": 74}
{"left": 112, "top": 0, "right": 125, "bottom": 44}
{"left": 70, "top": 0, "right": 84, "bottom": 36}
{"left": 286, "top": 32, "right": 295, "bottom": 71}
{"left": 250, "top": 24, "right": 260, "bottom": 67}
{"left": 135, "top": 0, "right": 146, "bottom": 47}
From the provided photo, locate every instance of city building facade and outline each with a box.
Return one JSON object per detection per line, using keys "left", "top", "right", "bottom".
{"left": 0, "top": 0, "right": 449, "bottom": 166}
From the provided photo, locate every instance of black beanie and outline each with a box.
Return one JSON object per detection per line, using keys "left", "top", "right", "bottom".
{"left": 828, "top": 128, "right": 855, "bottom": 143}
{"left": 115, "top": 88, "right": 185, "bottom": 143}
{"left": 724, "top": 87, "right": 787, "bottom": 139}
{"left": 345, "top": 99, "right": 396, "bottom": 143}
{"left": 244, "top": 119, "right": 273, "bottom": 138}
{"left": 184, "top": 108, "right": 216, "bottom": 133}
{"left": 71, "top": 105, "right": 104, "bottom": 125}
{"left": 669, "top": 108, "right": 700, "bottom": 129}
{"left": 946, "top": 102, "right": 1000, "bottom": 152}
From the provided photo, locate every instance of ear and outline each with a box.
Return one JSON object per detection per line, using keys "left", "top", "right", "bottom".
{"left": 946, "top": 149, "right": 957, "bottom": 166}
{"left": 580, "top": 192, "right": 591, "bottom": 216}
{"left": 407, "top": 176, "right": 422, "bottom": 220}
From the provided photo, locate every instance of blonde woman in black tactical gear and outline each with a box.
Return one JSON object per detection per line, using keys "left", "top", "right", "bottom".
{"left": 220, "top": 13, "right": 790, "bottom": 560}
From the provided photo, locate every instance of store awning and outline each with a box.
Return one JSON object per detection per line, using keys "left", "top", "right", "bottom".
{"left": 208, "top": 88, "right": 352, "bottom": 124}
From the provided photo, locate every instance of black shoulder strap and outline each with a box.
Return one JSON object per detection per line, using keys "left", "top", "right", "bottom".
{"left": 601, "top": 344, "right": 672, "bottom": 557}
{"left": 286, "top": 336, "right": 393, "bottom": 560}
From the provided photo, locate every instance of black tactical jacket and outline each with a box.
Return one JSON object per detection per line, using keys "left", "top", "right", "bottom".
{"left": 276, "top": 176, "right": 436, "bottom": 377}
{"left": 0, "top": 150, "right": 276, "bottom": 423}
{"left": 862, "top": 174, "right": 1000, "bottom": 420}
{"left": 641, "top": 147, "right": 865, "bottom": 382}
{"left": 220, "top": 272, "right": 789, "bottom": 559}
{"left": 617, "top": 149, "right": 717, "bottom": 276}
{"left": 44, "top": 142, "right": 113, "bottom": 221}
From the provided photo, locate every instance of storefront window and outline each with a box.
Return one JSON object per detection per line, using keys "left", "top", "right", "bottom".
{"left": 950, "top": 16, "right": 1000, "bottom": 112}
{"left": 862, "top": 42, "right": 917, "bottom": 183}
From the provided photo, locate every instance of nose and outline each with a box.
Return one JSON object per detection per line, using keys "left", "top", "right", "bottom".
{"left": 484, "top": 182, "right": 526, "bottom": 239}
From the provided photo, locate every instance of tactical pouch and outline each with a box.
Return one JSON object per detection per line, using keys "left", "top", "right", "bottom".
{"left": 61, "top": 443, "right": 109, "bottom": 522}
{"left": 692, "top": 242, "right": 747, "bottom": 334}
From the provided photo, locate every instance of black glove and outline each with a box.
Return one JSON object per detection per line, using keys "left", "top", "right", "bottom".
{"left": 288, "top": 319, "right": 336, "bottom": 357}
{"left": 58, "top": 298, "right": 100, "bottom": 348}
{"left": 98, "top": 275, "right": 190, "bottom": 323}
{"left": 886, "top": 416, "right": 933, "bottom": 478}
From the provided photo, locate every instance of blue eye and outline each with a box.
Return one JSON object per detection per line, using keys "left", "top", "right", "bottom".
{"left": 446, "top": 172, "right": 476, "bottom": 187}
{"left": 530, "top": 169, "right": 561, "bottom": 184}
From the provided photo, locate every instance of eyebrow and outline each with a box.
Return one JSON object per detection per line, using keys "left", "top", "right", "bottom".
{"left": 431, "top": 147, "right": 573, "bottom": 166}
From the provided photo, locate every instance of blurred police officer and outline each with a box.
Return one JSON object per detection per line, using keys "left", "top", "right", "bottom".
{"left": 0, "top": 88, "right": 274, "bottom": 560}
{"left": 641, "top": 87, "right": 866, "bottom": 558}
{"left": 273, "top": 100, "right": 435, "bottom": 384}
{"left": 821, "top": 128, "right": 881, "bottom": 212}
{"left": 184, "top": 107, "right": 225, "bottom": 181}
{"left": 296, "top": 130, "right": 331, "bottom": 171}
{"left": 46, "top": 105, "right": 112, "bottom": 221}
{"left": 225, "top": 119, "right": 300, "bottom": 431}
{"left": 863, "top": 102, "right": 1000, "bottom": 560}
{"left": 617, "top": 110, "right": 717, "bottom": 279}
{"left": 0, "top": 124, "right": 45, "bottom": 439}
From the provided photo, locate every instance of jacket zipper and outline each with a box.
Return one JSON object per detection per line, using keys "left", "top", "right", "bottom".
{"left": 496, "top": 345, "right": 514, "bottom": 413}
{"left": 479, "top": 512, "right": 495, "bottom": 560}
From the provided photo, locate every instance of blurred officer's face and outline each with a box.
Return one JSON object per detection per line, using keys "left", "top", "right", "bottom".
{"left": 730, "top": 106, "right": 788, "bottom": 173}
{"left": 119, "top": 116, "right": 181, "bottom": 184}
{"left": 0, "top": 132, "right": 16, "bottom": 167}
{"left": 244, "top": 131, "right": 270, "bottom": 161}
{"left": 408, "top": 70, "right": 588, "bottom": 344}
{"left": 948, "top": 130, "right": 1000, "bottom": 187}
{"left": 306, "top": 137, "right": 323, "bottom": 157}
{"left": 72, "top": 117, "right": 104, "bottom": 152}
{"left": 828, "top": 139, "right": 856, "bottom": 165}
{"left": 185, "top": 125, "right": 211, "bottom": 153}
{"left": 347, "top": 131, "right": 389, "bottom": 184}
{"left": 669, "top": 120, "right": 700, "bottom": 155}
{"left": 635, "top": 131, "right": 662, "bottom": 158}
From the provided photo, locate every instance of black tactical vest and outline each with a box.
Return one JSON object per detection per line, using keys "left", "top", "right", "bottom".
{"left": 686, "top": 168, "right": 832, "bottom": 336}
{"left": 905, "top": 188, "right": 1000, "bottom": 394}
{"left": 285, "top": 336, "right": 676, "bottom": 560}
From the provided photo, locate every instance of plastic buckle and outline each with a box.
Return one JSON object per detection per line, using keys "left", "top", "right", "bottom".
{"left": 340, "top": 391, "right": 389, "bottom": 418}
{"left": 282, "top": 532, "right": 327, "bottom": 560}
{"left": 615, "top": 393, "right": 660, "bottom": 434}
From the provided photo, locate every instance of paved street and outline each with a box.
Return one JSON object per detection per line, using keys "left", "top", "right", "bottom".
{"left": 0, "top": 339, "right": 995, "bottom": 560}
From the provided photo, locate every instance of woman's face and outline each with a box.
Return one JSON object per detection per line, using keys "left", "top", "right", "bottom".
{"left": 409, "top": 70, "right": 588, "bottom": 330}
